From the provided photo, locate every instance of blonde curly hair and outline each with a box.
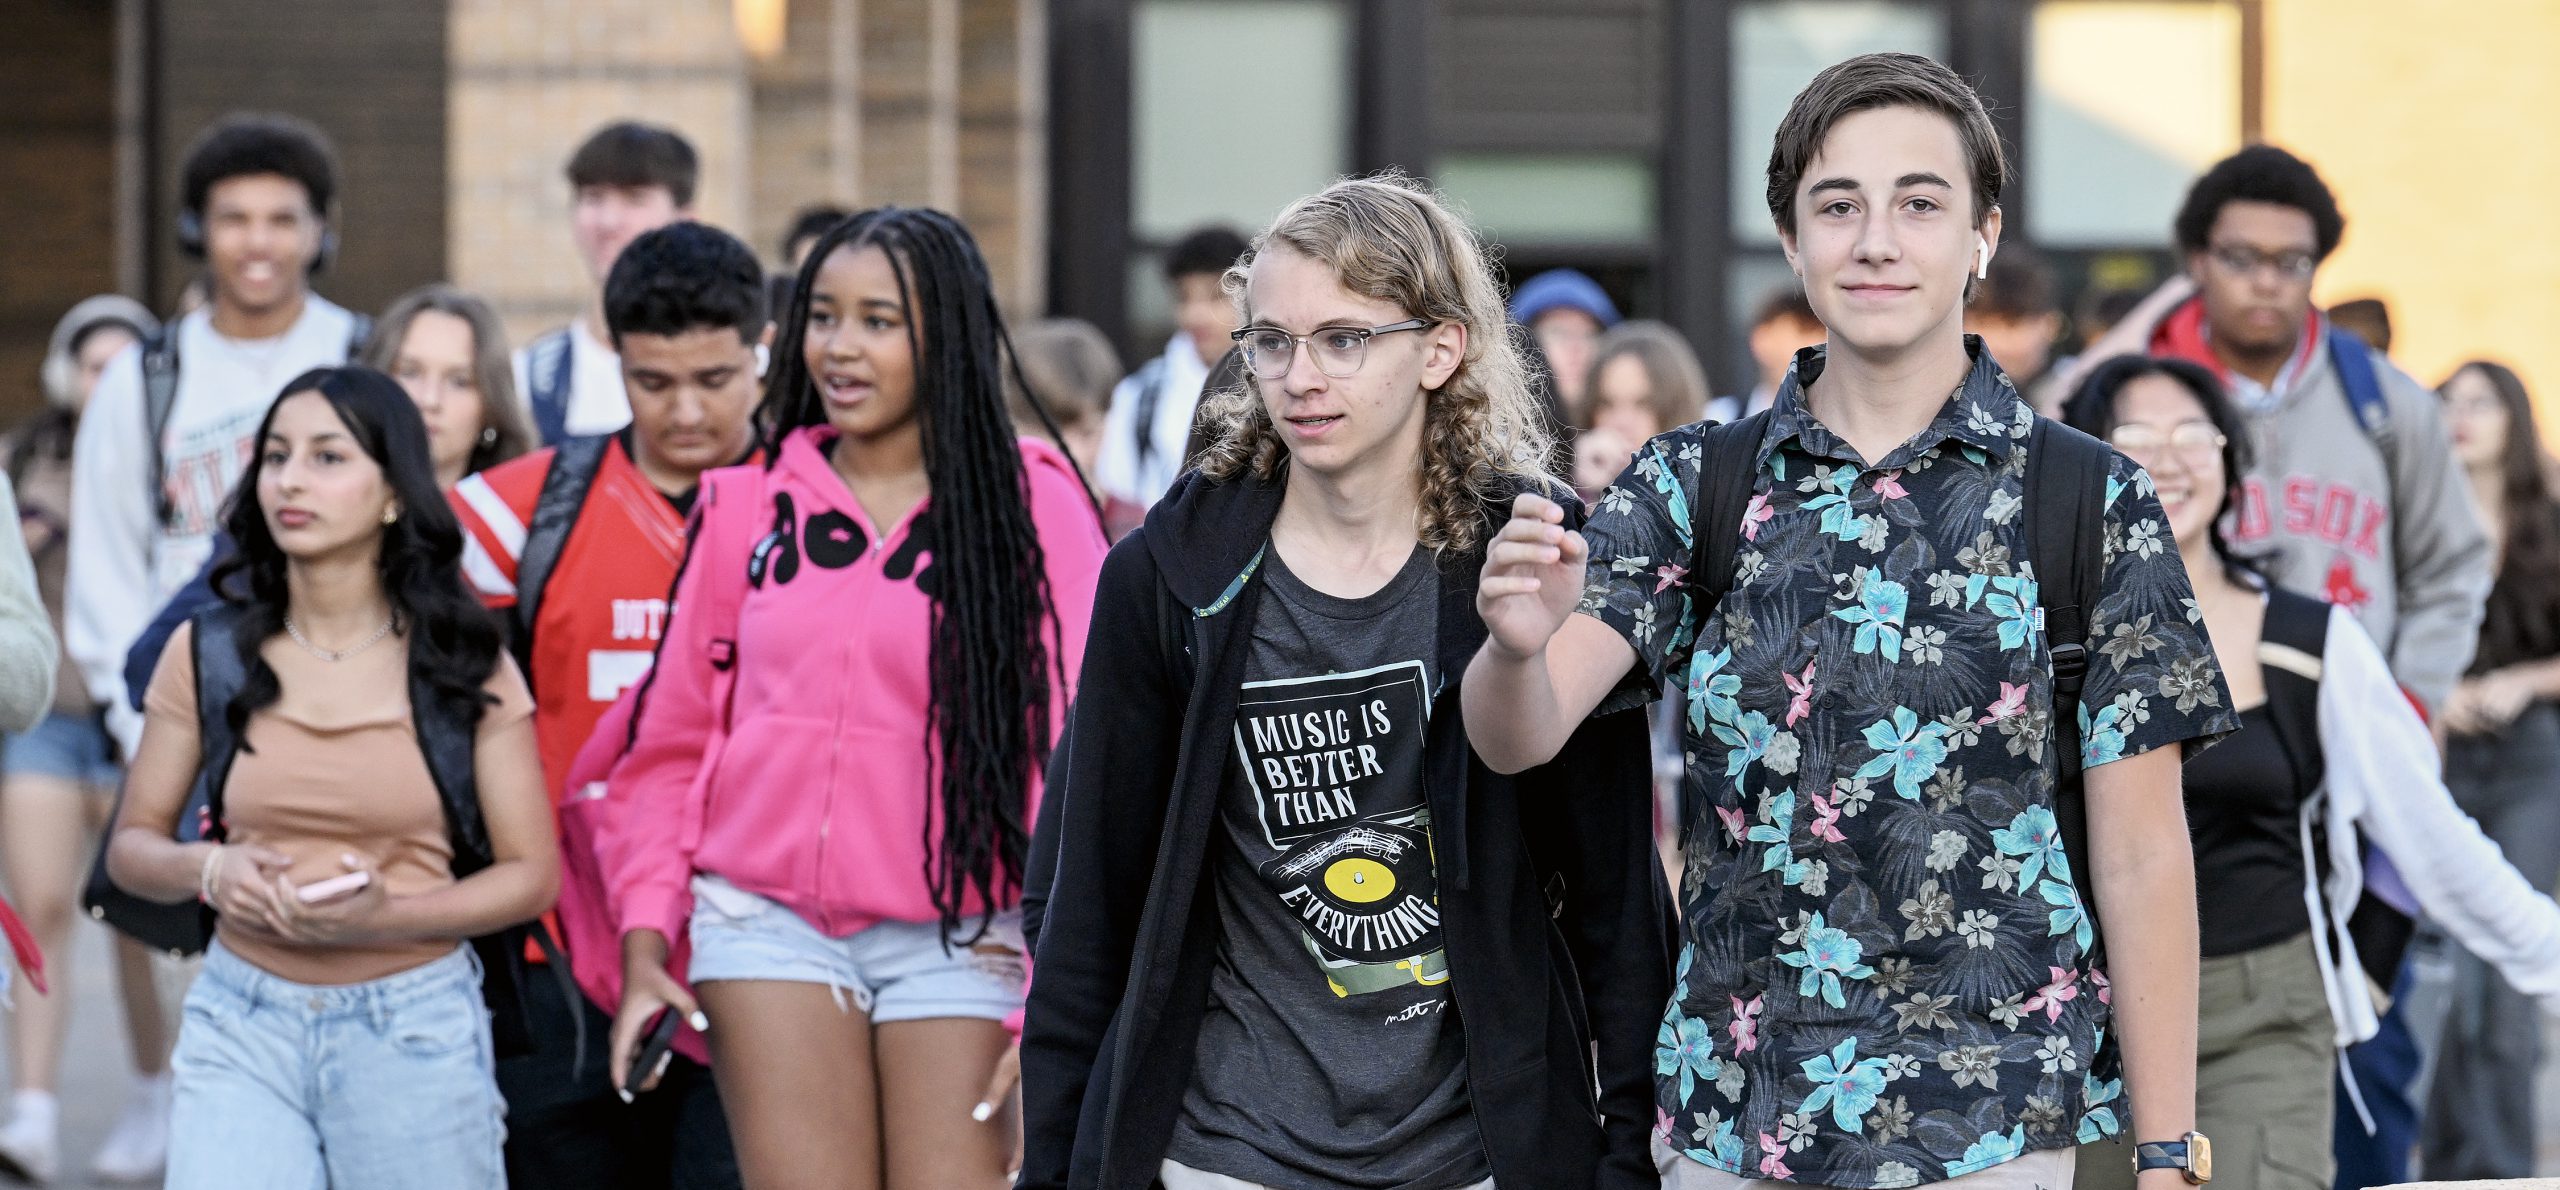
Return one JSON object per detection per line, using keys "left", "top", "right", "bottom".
{"left": 1192, "top": 173, "right": 1555, "bottom": 554}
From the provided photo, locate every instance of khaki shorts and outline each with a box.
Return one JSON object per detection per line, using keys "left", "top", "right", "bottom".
{"left": 1657, "top": 1139, "right": 2076, "bottom": 1190}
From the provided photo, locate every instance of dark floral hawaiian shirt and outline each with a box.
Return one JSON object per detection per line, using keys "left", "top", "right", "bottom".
{"left": 1579, "top": 343, "right": 2236, "bottom": 1188}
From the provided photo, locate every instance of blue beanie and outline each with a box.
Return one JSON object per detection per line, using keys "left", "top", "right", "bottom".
{"left": 1508, "top": 269, "right": 1621, "bottom": 329}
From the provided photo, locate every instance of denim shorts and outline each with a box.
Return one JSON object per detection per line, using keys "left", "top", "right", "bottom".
{"left": 166, "top": 941, "right": 504, "bottom": 1190}
{"left": 2, "top": 709, "right": 120, "bottom": 790}
{"left": 685, "top": 875, "right": 1027, "bottom": 1023}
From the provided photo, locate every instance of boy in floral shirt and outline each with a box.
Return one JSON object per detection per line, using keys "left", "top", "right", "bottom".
{"left": 1462, "top": 53, "right": 2234, "bottom": 1190}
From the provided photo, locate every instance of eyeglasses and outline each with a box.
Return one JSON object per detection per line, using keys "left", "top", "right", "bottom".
{"left": 1231, "top": 319, "right": 1431, "bottom": 381}
{"left": 2207, "top": 244, "right": 2319, "bottom": 282}
{"left": 2107, "top": 422, "right": 2228, "bottom": 468}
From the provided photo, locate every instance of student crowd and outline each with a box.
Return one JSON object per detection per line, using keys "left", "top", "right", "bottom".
{"left": 0, "top": 46, "right": 2548, "bottom": 1190}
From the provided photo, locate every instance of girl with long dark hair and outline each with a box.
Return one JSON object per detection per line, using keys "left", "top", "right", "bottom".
{"left": 607, "top": 206, "right": 1106, "bottom": 1187}
{"left": 2421, "top": 359, "right": 2560, "bottom": 1179}
{"left": 2057, "top": 355, "right": 2560, "bottom": 1190}
{"left": 104, "top": 366, "right": 557, "bottom": 1189}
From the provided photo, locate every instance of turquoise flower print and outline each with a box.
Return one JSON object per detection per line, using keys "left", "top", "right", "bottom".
{"left": 1803, "top": 467, "right": 1869, "bottom": 543}
{"left": 2077, "top": 1074, "right": 2124, "bottom": 1142}
{"left": 1991, "top": 805, "right": 2072, "bottom": 891}
{"left": 1709, "top": 1115, "right": 1746, "bottom": 1170}
{"left": 1978, "top": 573, "right": 2042, "bottom": 652}
{"left": 1658, "top": 1011, "right": 1724, "bottom": 1103}
{"left": 1686, "top": 647, "right": 1743, "bottom": 735}
{"left": 1748, "top": 790, "right": 1800, "bottom": 880}
{"left": 1855, "top": 708, "right": 1952, "bottom": 802}
{"left": 1798, "top": 1038, "right": 1892, "bottom": 1132}
{"left": 1779, "top": 913, "right": 1875, "bottom": 1008}
{"left": 1833, "top": 569, "right": 1910, "bottom": 660}
{"left": 1960, "top": 1125, "right": 2029, "bottom": 1171}
{"left": 2042, "top": 877, "right": 2095, "bottom": 950}
{"left": 1717, "top": 709, "right": 1779, "bottom": 788}
{"left": 2081, "top": 692, "right": 2142, "bottom": 767}
{"left": 1641, "top": 444, "right": 1693, "bottom": 544}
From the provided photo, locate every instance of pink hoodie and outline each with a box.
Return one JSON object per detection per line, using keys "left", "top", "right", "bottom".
{"left": 609, "top": 428, "right": 1104, "bottom": 946}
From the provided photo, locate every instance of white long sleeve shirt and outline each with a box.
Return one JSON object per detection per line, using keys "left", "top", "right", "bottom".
{"left": 64, "top": 298, "right": 356, "bottom": 757}
{"left": 2291, "top": 603, "right": 2560, "bottom": 1049}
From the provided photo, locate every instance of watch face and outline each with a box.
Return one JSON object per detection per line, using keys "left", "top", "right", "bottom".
{"left": 2188, "top": 1132, "right": 2213, "bottom": 1184}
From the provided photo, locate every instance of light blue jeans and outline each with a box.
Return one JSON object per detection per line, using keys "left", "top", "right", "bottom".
{"left": 166, "top": 939, "right": 506, "bottom": 1190}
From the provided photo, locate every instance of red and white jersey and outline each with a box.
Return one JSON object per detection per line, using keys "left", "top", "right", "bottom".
{"left": 450, "top": 438, "right": 689, "bottom": 802}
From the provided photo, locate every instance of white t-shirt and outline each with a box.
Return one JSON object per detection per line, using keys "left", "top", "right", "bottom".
{"left": 1096, "top": 333, "right": 1215, "bottom": 510}
{"left": 510, "top": 319, "right": 633, "bottom": 439}
{"left": 66, "top": 296, "right": 360, "bottom": 755}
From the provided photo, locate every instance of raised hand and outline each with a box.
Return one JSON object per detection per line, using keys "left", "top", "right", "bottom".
{"left": 1476, "top": 492, "right": 1589, "bottom": 662}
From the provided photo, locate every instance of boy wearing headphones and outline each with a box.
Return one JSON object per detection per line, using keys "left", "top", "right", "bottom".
{"left": 66, "top": 112, "right": 364, "bottom": 762}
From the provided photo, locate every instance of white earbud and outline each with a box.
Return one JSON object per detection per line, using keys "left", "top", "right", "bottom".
{"left": 753, "top": 341, "right": 771, "bottom": 378}
{"left": 1975, "top": 234, "right": 1992, "bottom": 281}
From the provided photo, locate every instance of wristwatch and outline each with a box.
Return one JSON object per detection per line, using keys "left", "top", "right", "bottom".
{"left": 2134, "top": 1132, "right": 2213, "bottom": 1185}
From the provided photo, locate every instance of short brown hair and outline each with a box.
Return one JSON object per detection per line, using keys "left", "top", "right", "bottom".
{"left": 1765, "top": 52, "right": 2005, "bottom": 236}
{"left": 566, "top": 121, "right": 699, "bottom": 207}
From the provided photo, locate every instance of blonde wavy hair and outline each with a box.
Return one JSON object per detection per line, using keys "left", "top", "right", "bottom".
{"left": 1192, "top": 173, "right": 1554, "bottom": 554}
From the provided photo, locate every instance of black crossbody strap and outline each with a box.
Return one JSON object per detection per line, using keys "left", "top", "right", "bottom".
{"left": 510, "top": 435, "right": 613, "bottom": 686}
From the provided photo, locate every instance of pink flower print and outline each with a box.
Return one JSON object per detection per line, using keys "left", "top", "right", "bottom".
{"left": 1656, "top": 1104, "right": 1677, "bottom": 1141}
{"left": 2021, "top": 966, "right": 2081, "bottom": 1023}
{"left": 1716, "top": 804, "right": 1748, "bottom": 844}
{"left": 1742, "top": 492, "right": 1775, "bottom": 541}
{"left": 1784, "top": 660, "right": 1818, "bottom": 727}
{"left": 2090, "top": 967, "right": 2112, "bottom": 1006}
{"left": 1808, "top": 793, "right": 1846, "bottom": 844}
{"left": 1655, "top": 561, "right": 1690, "bottom": 594}
{"left": 1873, "top": 470, "right": 1908, "bottom": 500}
{"left": 1729, "top": 994, "right": 1763, "bottom": 1053}
{"left": 1978, "top": 681, "right": 2030, "bottom": 726}
{"left": 1757, "top": 1131, "right": 1793, "bottom": 1179}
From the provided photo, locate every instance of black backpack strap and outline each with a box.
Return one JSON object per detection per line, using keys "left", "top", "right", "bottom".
{"left": 1129, "top": 356, "right": 1171, "bottom": 478}
{"left": 343, "top": 312, "right": 375, "bottom": 361}
{"left": 141, "top": 329, "right": 181, "bottom": 528}
{"left": 2024, "top": 417, "right": 2112, "bottom": 957}
{"left": 1677, "top": 411, "right": 1768, "bottom": 844}
{"left": 526, "top": 331, "right": 575, "bottom": 446}
{"left": 510, "top": 435, "right": 612, "bottom": 685}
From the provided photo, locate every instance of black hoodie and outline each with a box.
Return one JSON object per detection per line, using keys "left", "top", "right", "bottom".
{"left": 1019, "top": 466, "right": 1673, "bottom": 1190}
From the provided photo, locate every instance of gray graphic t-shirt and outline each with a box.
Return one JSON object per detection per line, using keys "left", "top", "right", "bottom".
{"left": 1167, "top": 543, "right": 1488, "bottom": 1189}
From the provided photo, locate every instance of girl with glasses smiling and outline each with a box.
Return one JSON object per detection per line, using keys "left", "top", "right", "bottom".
{"left": 2059, "top": 354, "right": 2560, "bottom": 1190}
{"left": 1019, "top": 173, "right": 1670, "bottom": 1190}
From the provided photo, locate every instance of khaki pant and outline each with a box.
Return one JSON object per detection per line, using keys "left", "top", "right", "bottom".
{"left": 2076, "top": 933, "right": 2334, "bottom": 1190}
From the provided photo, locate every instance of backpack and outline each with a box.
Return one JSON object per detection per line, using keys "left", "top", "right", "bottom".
{"left": 2326, "top": 326, "right": 2389, "bottom": 440}
{"left": 523, "top": 329, "right": 576, "bottom": 446}
{"left": 2252, "top": 588, "right": 2417, "bottom": 990}
{"left": 78, "top": 603, "right": 551, "bottom": 1056}
{"left": 141, "top": 313, "right": 373, "bottom": 526}
{"left": 1680, "top": 411, "right": 2115, "bottom": 965}
{"left": 505, "top": 434, "right": 613, "bottom": 687}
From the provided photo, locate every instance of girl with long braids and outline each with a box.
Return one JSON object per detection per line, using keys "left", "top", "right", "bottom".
{"left": 607, "top": 206, "right": 1104, "bottom": 1187}
{"left": 104, "top": 366, "right": 556, "bottom": 1188}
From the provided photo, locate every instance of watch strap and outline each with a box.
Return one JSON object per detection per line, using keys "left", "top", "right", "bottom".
{"left": 2135, "top": 1141, "right": 2191, "bottom": 1172}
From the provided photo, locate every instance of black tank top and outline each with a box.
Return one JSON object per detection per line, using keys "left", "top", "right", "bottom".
{"left": 2184, "top": 703, "right": 2313, "bottom": 956}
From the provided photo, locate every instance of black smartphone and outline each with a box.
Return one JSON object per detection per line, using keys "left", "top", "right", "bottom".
{"left": 622, "top": 1009, "right": 680, "bottom": 1099}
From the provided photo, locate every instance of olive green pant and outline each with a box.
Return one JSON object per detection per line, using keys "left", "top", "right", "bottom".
{"left": 2076, "top": 933, "right": 2333, "bottom": 1190}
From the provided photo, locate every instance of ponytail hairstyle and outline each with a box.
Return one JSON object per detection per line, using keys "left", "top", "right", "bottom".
{"left": 211, "top": 366, "right": 503, "bottom": 745}
{"left": 758, "top": 206, "right": 1060, "bottom": 939}
{"left": 1192, "top": 173, "right": 1554, "bottom": 554}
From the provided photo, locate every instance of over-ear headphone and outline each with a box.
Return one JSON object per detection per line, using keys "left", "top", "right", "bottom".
{"left": 175, "top": 205, "right": 339, "bottom": 276}
{"left": 1975, "top": 234, "right": 1992, "bottom": 281}
{"left": 39, "top": 352, "right": 79, "bottom": 410}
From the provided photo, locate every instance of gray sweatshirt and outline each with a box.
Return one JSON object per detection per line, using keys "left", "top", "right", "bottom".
{"left": 2052, "top": 277, "right": 2492, "bottom": 710}
{"left": 0, "top": 475, "right": 60, "bottom": 734}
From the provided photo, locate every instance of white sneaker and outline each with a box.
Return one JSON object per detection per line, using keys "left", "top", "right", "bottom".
{"left": 86, "top": 1077, "right": 168, "bottom": 1184}
{"left": 0, "top": 1099, "right": 58, "bottom": 1184}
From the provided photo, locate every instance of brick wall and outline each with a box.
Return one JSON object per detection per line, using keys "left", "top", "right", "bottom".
{"left": 0, "top": 0, "right": 118, "bottom": 421}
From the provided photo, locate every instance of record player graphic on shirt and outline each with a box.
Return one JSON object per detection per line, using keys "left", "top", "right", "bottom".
{"left": 1231, "top": 660, "right": 1449, "bottom": 998}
